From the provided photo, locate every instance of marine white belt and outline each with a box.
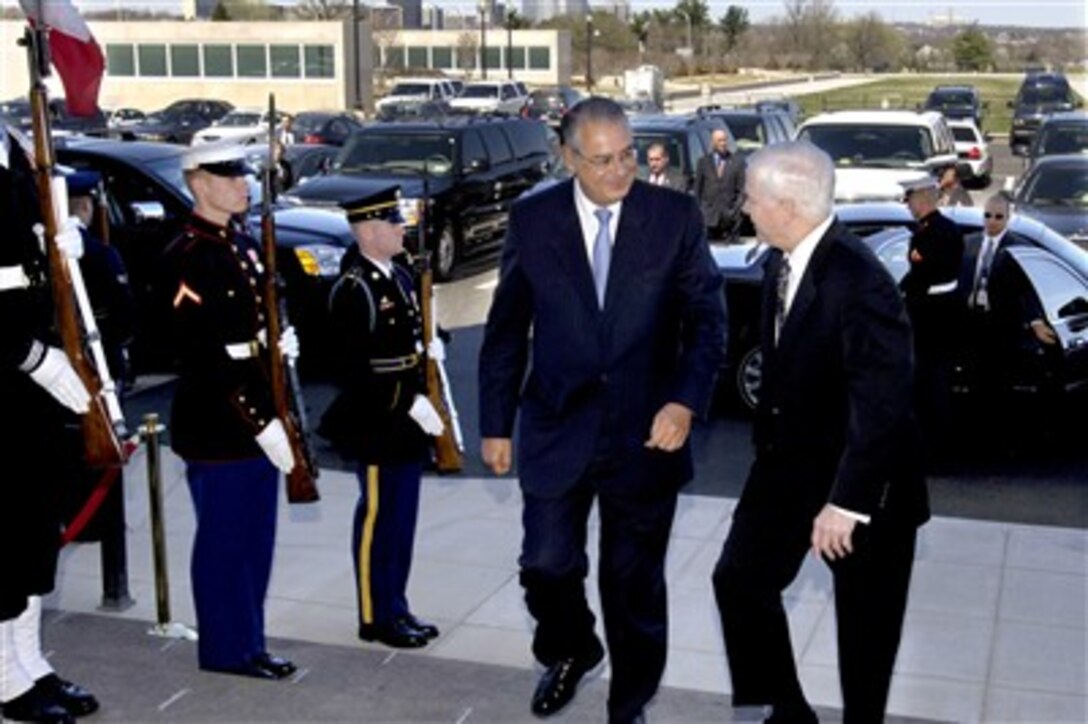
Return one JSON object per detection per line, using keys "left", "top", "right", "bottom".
{"left": 0, "top": 265, "right": 30, "bottom": 291}
{"left": 927, "top": 280, "right": 958, "bottom": 295}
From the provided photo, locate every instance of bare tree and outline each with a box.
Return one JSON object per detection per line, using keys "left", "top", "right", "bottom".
{"left": 782, "top": 0, "right": 838, "bottom": 69}
{"left": 295, "top": 0, "right": 353, "bottom": 20}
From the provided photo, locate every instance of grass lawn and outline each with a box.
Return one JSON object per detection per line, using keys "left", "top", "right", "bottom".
{"left": 797, "top": 75, "right": 1022, "bottom": 135}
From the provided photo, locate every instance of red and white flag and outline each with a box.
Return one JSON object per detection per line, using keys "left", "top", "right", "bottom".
{"left": 19, "top": 0, "right": 105, "bottom": 117}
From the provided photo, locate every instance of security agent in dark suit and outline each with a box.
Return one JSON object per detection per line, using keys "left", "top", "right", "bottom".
{"left": 0, "top": 125, "right": 100, "bottom": 723}
{"left": 693, "top": 128, "right": 745, "bottom": 241}
{"left": 712, "top": 141, "right": 928, "bottom": 724}
{"left": 642, "top": 142, "right": 687, "bottom": 191}
{"left": 479, "top": 97, "right": 726, "bottom": 724}
{"left": 317, "top": 187, "right": 444, "bottom": 650}
{"left": 166, "top": 142, "right": 299, "bottom": 680}
{"left": 959, "top": 192, "right": 1057, "bottom": 405}
{"left": 899, "top": 176, "right": 965, "bottom": 463}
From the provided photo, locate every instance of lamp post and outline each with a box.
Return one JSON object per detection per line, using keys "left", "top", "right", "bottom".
{"left": 506, "top": 11, "right": 514, "bottom": 79}
{"left": 479, "top": 2, "right": 488, "bottom": 80}
{"left": 352, "top": 0, "right": 362, "bottom": 109}
{"left": 676, "top": 9, "right": 693, "bottom": 76}
{"left": 585, "top": 14, "right": 594, "bottom": 92}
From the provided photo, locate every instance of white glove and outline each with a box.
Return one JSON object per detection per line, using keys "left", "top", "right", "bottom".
{"left": 28, "top": 346, "right": 90, "bottom": 414}
{"left": 55, "top": 217, "right": 84, "bottom": 260}
{"left": 408, "top": 394, "right": 445, "bottom": 437}
{"left": 426, "top": 335, "right": 445, "bottom": 362}
{"left": 256, "top": 419, "right": 296, "bottom": 474}
{"left": 278, "top": 325, "right": 300, "bottom": 363}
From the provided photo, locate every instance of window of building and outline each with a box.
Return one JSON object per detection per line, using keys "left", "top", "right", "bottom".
{"left": 384, "top": 47, "right": 405, "bottom": 69}
{"left": 407, "top": 46, "right": 428, "bottom": 69}
{"left": 485, "top": 47, "right": 502, "bottom": 70}
{"left": 270, "top": 45, "right": 301, "bottom": 78}
{"left": 170, "top": 45, "right": 200, "bottom": 77}
{"left": 237, "top": 44, "right": 267, "bottom": 78}
{"left": 506, "top": 46, "right": 526, "bottom": 70}
{"left": 529, "top": 46, "right": 550, "bottom": 70}
{"left": 432, "top": 47, "right": 453, "bottom": 69}
{"left": 204, "top": 44, "right": 233, "bottom": 77}
{"left": 106, "top": 44, "right": 135, "bottom": 77}
{"left": 138, "top": 44, "right": 168, "bottom": 77}
{"left": 304, "top": 45, "right": 335, "bottom": 78}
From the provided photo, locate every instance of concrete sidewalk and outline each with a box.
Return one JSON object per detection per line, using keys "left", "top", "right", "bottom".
{"left": 44, "top": 444, "right": 1086, "bottom": 723}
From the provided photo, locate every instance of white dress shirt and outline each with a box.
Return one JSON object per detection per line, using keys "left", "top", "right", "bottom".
{"left": 573, "top": 179, "right": 621, "bottom": 265}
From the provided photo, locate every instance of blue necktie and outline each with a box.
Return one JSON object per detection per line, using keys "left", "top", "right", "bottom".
{"left": 592, "top": 207, "right": 612, "bottom": 308}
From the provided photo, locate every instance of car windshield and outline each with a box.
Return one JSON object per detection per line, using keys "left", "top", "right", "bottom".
{"left": 631, "top": 133, "right": 685, "bottom": 174}
{"left": 336, "top": 133, "right": 456, "bottom": 175}
{"left": 461, "top": 86, "right": 499, "bottom": 99}
{"left": 292, "top": 115, "right": 329, "bottom": 134}
{"left": 1021, "top": 165, "right": 1088, "bottom": 207}
{"left": 719, "top": 116, "right": 765, "bottom": 151}
{"left": 528, "top": 93, "right": 563, "bottom": 109}
{"left": 799, "top": 124, "right": 932, "bottom": 168}
{"left": 217, "top": 112, "right": 261, "bottom": 127}
{"left": 1038, "top": 126, "right": 1088, "bottom": 156}
{"left": 1019, "top": 86, "right": 1073, "bottom": 106}
{"left": 951, "top": 126, "right": 978, "bottom": 142}
{"left": 388, "top": 83, "right": 432, "bottom": 96}
{"left": 929, "top": 92, "right": 974, "bottom": 108}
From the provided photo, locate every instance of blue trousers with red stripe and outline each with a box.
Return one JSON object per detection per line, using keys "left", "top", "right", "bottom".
{"left": 185, "top": 457, "right": 278, "bottom": 670}
{"left": 352, "top": 462, "right": 422, "bottom": 628}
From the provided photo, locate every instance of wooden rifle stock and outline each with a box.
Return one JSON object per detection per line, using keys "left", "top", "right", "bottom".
{"left": 417, "top": 254, "right": 462, "bottom": 473}
{"left": 262, "top": 94, "right": 319, "bottom": 503}
{"left": 24, "top": 28, "right": 123, "bottom": 468}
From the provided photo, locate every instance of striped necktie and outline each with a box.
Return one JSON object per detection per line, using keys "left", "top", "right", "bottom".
{"left": 775, "top": 257, "right": 791, "bottom": 342}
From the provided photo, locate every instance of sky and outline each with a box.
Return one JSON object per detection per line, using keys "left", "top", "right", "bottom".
{"left": 16, "top": 0, "right": 1088, "bottom": 30}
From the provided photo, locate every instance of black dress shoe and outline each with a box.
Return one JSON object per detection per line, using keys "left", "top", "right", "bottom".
{"left": 33, "top": 675, "right": 99, "bottom": 717}
{"left": 358, "top": 619, "right": 429, "bottom": 648}
{"left": 396, "top": 613, "right": 439, "bottom": 639}
{"left": 765, "top": 701, "right": 818, "bottom": 724}
{"left": 2, "top": 686, "right": 75, "bottom": 723}
{"left": 530, "top": 646, "right": 605, "bottom": 717}
{"left": 253, "top": 653, "right": 297, "bottom": 679}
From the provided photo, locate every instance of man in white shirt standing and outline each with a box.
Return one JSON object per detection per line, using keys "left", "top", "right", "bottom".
{"left": 712, "top": 141, "right": 929, "bottom": 724}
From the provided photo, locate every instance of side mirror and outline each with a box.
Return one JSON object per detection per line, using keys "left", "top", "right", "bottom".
{"left": 130, "top": 201, "right": 165, "bottom": 224}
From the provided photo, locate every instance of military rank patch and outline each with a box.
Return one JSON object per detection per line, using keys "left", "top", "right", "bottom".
{"left": 173, "top": 282, "right": 203, "bottom": 307}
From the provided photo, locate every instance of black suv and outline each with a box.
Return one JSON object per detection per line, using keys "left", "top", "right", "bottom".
{"left": 282, "top": 116, "right": 554, "bottom": 279}
{"left": 1009, "top": 73, "right": 1080, "bottom": 154}
{"left": 1025, "top": 111, "right": 1088, "bottom": 167}
{"left": 521, "top": 86, "right": 583, "bottom": 126}
{"left": 629, "top": 114, "right": 732, "bottom": 193}
{"left": 922, "top": 85, "right": 985, "bottom": 127}
{"left": 117, "top": 98, "right": 234, "bottom": 144}
{"left": 697, "top": 105, "right": 796, "bottom": 156}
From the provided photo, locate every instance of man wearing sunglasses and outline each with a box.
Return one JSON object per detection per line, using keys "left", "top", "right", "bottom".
{"left": 960, "top": 192, "right": 1056, "bottom": 409}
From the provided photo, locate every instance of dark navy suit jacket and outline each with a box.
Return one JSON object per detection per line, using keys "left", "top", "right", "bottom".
{"left": 479, "top": 179, "right": 726, "bottom": 498}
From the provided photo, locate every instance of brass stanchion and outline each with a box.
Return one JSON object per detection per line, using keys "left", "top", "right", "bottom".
{"left": 141, "top": 412, "right": 197, "bottom": 641}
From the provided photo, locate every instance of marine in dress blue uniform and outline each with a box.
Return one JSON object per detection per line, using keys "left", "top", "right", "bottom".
{"left": 165, "top": 142, "right": 297, "bottom": 680}
{"left": 0, "top": 126, "right": 100, "bottom": 723}
{"left": 317, "top": 187, "right": 443, "bottom": 649}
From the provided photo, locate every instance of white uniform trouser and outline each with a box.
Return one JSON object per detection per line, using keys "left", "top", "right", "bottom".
{"left": 0, "top": 596, "right": 53, "bottom": 702}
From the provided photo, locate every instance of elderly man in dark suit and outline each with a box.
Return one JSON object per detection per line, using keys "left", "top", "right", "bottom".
{"left": 712, "top": 141, "right": 929, "bottom": 724}
{"left": 479, "top": 97, "right": 726, "bottom": 724}
{"left": 693, "top": 128, "right": 745, "bottom": 241}
{"left": 642, "top": 141, "right": 687, "bottom": 192}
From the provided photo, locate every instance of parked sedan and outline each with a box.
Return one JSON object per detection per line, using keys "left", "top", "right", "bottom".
{"left": 288, "top": 111, "right": 363, "bottom": 146}
{"left": 714, "top": 205, "right": 1088, "bottom": 410}
{"left": 947, "top": 118, "right": 992, "bottom": 188}
{"left": 1014, "top": 154, "right": 1088, "bottom": 247}
{"left": 118, "top": 98, "right": 233, "bottom": 144}
{"left": 191, "top": 108, "right": 291, "bottom": 146}
{"left": 55, "top": 137, "right": 352, "bottom": 375}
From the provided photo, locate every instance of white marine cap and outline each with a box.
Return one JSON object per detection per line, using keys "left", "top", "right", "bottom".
{"left": 181, "top": 140, "right": 254, "bottom": 176}
{"left": 898, "top": 175, "right": 939, "bottom": 195}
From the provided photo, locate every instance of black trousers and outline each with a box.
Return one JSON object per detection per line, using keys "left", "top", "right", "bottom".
{"left": 713, "top": 504, "right": 917, "bottom": 723}
{"left": 519, "top": 456, "right": 678, "bottom": 723}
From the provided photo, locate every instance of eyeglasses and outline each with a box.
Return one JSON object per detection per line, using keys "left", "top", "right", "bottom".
{"left": 573, "top": 145, "right": 637, "bottom": 171}
{"left": 983, "top": 213, "right": 1006, "bottom": 219}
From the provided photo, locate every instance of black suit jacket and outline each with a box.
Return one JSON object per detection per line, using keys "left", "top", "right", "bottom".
{"left": 743, "top": 221, "right": 928, "bottom": 527}
{"left": 693, "top": 151, "right": 745, "bottom": 230}
{"left": 479, "top": 179, "right": 726, "bottom": 498}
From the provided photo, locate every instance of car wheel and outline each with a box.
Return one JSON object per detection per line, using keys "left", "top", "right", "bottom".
{"left": 735, "top": 345, "right": 762, "bottom": 412}
{"left": 433, "top": 228, "right": 457, "bottom": 281}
